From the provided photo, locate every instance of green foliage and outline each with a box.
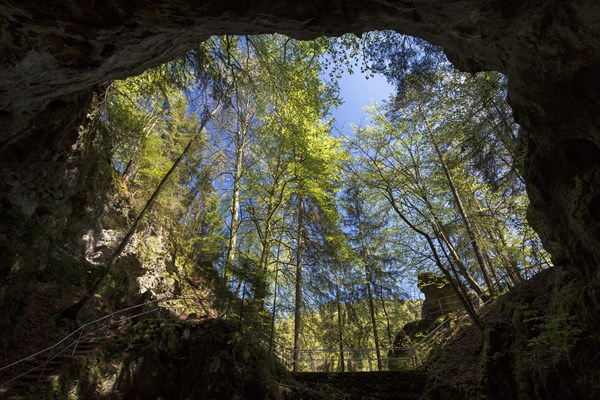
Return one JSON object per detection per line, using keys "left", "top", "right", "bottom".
{"left": 96, "top": 32, "right": 552, "bottom": 380}
{"left": 346, "top": 68, "right": 549, "bottom": 300}
{"left": 275, "top": 296, "right": 421, "bottom": 371}
{"left": 418, "top": 273, "right": 450, "bottom": 291}
{"left": 525, "top": 313, "right": 583, "bottom": 356}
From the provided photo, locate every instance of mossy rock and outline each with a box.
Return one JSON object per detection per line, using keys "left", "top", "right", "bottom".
{"left": 422, "top": 267, "right": 600, "bottom": 400}
{"left": 116, "top": 318, "right": 289, "bottom": 400}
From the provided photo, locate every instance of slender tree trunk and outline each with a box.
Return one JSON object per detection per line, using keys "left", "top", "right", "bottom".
{"left": 239, "top": 280, "right": 247, "bottom": 330}
{"left": 256, "top": 218, "right": 272, "bottom": 305}
{"left": 465, "top": 188, "right": 523, "bottom": 286}
{"left": 364, "top": 257, "right": 382, "bottom": 371}
{"left": 268, "top": 239, "right": 282, "bottom": 359}
{"left": 335, "top": 265, "right": 345, "bottom": 372}
{"left": 417, "top": 175, "right": 485, "bottom": 296}
{"left": 418, "top": 104, "right": 495, "bottom": 296}
{"left": 431, "top": 219, "right": 485, "bottom": 297}
{"left": 436, "top": 233, "right": 475, "bottom": 298}
{"left": 292, "top": 198, "right": 304, "bottom": 372}
{"left": 253, "top": 168, "right": 289, "bottom": 307}
{"left": 378, "top": 287, "right": 394, "bottom": 346}
{"left": 349, "top": 185, "right": 384, "bottom": 369}
{"left": 225, "top": 130, "right": 246, "bottom": 283}
{"left": 255, "top": 184, "right": 278, "bottom": 305}
{"left": 488, "top": 227, "right": 524, "bottom": 285}
{"left": 259, "top": 220, "right": 272, "bottom": 272}
{"left": 58, "top": 100, "right": 224, "bottom": 323}
{"left": 482, "top": 240, "right": 501, "bottom": 286}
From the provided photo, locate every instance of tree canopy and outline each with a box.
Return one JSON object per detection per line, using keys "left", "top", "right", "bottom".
{"left": 80, "top": 32, "right": 551, "bottom": 369}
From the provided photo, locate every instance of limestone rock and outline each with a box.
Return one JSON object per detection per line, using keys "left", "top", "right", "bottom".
{"left": 83, "top": 224, "right": 183, "bottom": 301}
{"left": 389, "top": 273, "right": 461, "bottom": 370}
{"left": 418, "top": 273, "right": 462, "bottom": 320}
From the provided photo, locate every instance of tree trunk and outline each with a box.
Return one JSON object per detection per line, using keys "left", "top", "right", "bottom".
{"left": 431, "top": 218, "right": 485, "bottom": 297}
{"left": 254, "top": 157, "right": 288, "bottom": 306}
{"left": 385, "top": 188, "right": 484, "bottom": 330}
{"left": 292, "top": 198, "right": 304, "bottom": 372}
{"left": 378, "top": 286, "right": 394, "bottom": 346}
{"left": 225, "top": 128, "right": 247, "bottom": 282}
{"left": 364, "top": 256, "right": 382, "bottom": 371}
{"left": 488, "top": 227, "right": 524, "bottom": 285}
{"left": 268, "top": 240, "right": 281, "bottom": 359}
{"left": 256, "top": 208, "right": 273, "bottom": 305}
{"left": 335, "top": 265, "right": 345, "bottom": 372}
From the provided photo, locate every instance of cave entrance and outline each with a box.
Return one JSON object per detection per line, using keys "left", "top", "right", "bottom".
{"left": 0, "top": 2, "right": 598, "bottom": 394}
{"left": 94, "top": 33, "right": 550, "bottom": 372}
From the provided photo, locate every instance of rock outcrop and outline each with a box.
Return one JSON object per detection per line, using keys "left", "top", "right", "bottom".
{"left": 85, "top": 220, "right": 184, "bottom": 305}
{"left": 423, "top": 267, "right": 599, "bottom": 400}
{"left": 115, "top": 318, "right": 286, "bottom": 400}
{"left": 418, "top": 273, "right": 462, "bottom": 320}
{"left": 389, "top": 273, "right": 461, "bottom": 370}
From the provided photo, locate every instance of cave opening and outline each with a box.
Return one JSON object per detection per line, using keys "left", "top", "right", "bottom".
{"left": 89, "top": 32, "right": 548, "bottom": 373}
{"left": 0, "top": 2, "right": 598, "bottom": 398}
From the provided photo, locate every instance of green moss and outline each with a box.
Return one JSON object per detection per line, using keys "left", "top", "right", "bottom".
{"left": 501, "top": 268, "right": 588, "bottom": 399}
{"left": 158, "top": 323, "right": 178, "bottom": 353}
{"left": 417, "top": 273, "right": 450, "bottom": 291}
{"left": 423, "top": 267, "right": 598, "bottom": 400}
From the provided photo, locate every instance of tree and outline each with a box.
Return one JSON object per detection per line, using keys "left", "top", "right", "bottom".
{"left": 417, "top": 102, "right": 496, "bottom": 295}
{"left": 346, "top": 68, "right": 550, "bottom": 331}
{"left": 341, "top": 177, "right": 394, "bottom": 370}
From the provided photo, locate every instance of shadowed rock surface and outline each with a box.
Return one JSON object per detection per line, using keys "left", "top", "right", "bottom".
{"left": 423, "top": 267, "right": 600, "bottom": 400}
{"left": 418, "top": 272, "right": 462, "bottom": 320}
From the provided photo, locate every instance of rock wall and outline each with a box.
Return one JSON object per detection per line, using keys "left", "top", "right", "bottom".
{"left": 84, "top": 209, "right": 184, "bottom": 305}
{"left": 423, "top": 267, "right": 599, "bottom": 400}
{"left": 115, "top": 319, "right": 285, "bottom": 400}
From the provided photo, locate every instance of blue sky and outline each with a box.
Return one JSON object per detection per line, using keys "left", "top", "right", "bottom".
{"left": 328, "top": 69, "right": 394, "bottom": 136}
